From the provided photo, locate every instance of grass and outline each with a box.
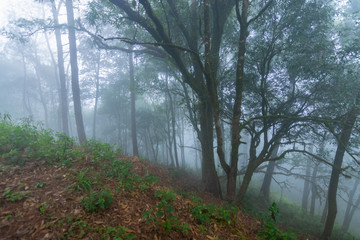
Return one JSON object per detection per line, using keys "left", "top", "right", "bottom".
{"left": 242, "top": 186, "right": 359, "bottom": 240}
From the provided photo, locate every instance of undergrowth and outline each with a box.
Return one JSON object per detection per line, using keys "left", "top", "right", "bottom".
{"left": 242, "top": 187, "right": 359, "bottom": 240}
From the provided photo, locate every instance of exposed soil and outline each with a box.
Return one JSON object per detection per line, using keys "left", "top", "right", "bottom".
{"left": 0, "top": 155, "right": 262, "bottom": 240}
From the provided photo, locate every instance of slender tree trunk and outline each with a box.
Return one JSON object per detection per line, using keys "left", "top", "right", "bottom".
{"left": 322, "top": 99, "right": 359, "bottom": 239}
{"left": 65, "top": 0, "right": 86, "bottom": 144}
{"left": 34, "top": 61, "right": 49, "bottom": 128}
{"left": 259, "top": 143, "right": 280, "bottom": 202}
{"left": 179, "top": 116, "right": 186, "bottom": 168}
{"left": 342, "top": 178, "right": 360, "bottom": 232}
{"left": 342, "top": 192, "right": 360, "bottom": 233}
{"left": 235, "top": 158, "right": 260, "bottom": 204}
{"left": 92, "top": 50, "right": 100, "bottom": 139}
{"left": 165, "top": 95, "right": 175, "bottom": 167}
{"left": 129, "top": 47, "right": 139, "bottom": 156}
{"left": 310, "top": 163, "right": 319, "bottom": 216}
{"left": 321, "top": 198, "right": 328, "bottom": 224}
{"left": 21, "top": 51, "right": 32, "bottom": 117}
{"left": 302, "top": 158, "right": 312, "bottom": 213}
{"left": 166, "top": 76, "right": 179, "bottom": 168}
{"left": 43, "top": 24, "right": 61, "bottom": 131}
{"left": 51, "top": 0, "right": 69, "bottom": 136}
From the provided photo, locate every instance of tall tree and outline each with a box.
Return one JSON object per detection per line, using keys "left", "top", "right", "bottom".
{"left": 322, "top": 95, "right": 360, "bottom": 239}
{"left": 51, "top": 0, "right": 70, "bottom": 136}
{"left": 65, "top": 0, "right": 86, "bottom": 143}
{"left": 129, "top": 45, "right": 139, "bottom": 156}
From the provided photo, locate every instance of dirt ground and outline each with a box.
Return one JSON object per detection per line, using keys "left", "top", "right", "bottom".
{"left": 0, "top": 155, "right": 262, "bottom": 240}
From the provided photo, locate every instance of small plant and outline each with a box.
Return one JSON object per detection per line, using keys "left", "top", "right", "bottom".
{"left": 83, "top": 139, "right": 117, "bottom": 164}
{"left": 143, "top": 189, "right": 189, "bottom": 235}
{"left": 38, "top": 201, "right": 50, "bottom": 216}
{"left": 35, "top": 182, "right": 46, "bottom": 188}
{"left": 258, "top": 202, "right": 296, "bottom": 240}
{"left": 5, "top": 215, "right": 13, "bottom": 220}
{"left": 81, "top": 189, "right": 113, "bottom": 212}
{"left": 3, "top": 189, "right": 29, "bottom": 202}
{"left": 60, "top": 217, "right": 94, "bottom": 239}
{"left": 101, "top": 225, "right": 136, "bottom": 240}
{"left": 71, "top": 169, "right": 94, "bottom": 193}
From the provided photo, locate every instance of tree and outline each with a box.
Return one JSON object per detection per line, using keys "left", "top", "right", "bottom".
{"left": 322, "top": 95, "right": 360, "bottom": 239}
{"left": 129, "top": 45, "right": 139, "bottom": 156}
{"left": 65, "top": 0, "right": 86, "bottom": 143}
{"left": 50, "top": 0, "right": 70, "bottom": 136}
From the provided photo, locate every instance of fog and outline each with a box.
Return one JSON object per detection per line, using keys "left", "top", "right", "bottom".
{"left": 0, "top": 0, "right": 360, "bottom": 239}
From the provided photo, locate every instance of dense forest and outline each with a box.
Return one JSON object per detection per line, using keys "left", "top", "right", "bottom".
{"left": 1, "top": 0, "right": 360, "bottom": 239}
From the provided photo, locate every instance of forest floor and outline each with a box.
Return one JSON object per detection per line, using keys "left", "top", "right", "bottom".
{"left": 0, "top": 154, "right": 264, "bottom": 240}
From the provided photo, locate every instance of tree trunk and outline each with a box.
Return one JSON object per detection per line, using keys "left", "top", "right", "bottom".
{"left": 259, "top": 143, "right": 280, "bottom": 202}
{"left": 65, "top": 0, "right": 86, "bottom": 144}
{"left": 310, "top": 163, "right": 319, "bottom": 216}
{"left": 322, "top": 100, "right": 359, "bottom": 240}
{"left": 34, "top": 57, "right": 49, "bottom": 128}
{"left": 342, "top": 178, "right": 360, "bottom": 232}
{"left": 21, "top": 51, "right": 32, "bottom": 117}
{"left": 341, "top": 192, "right": 360, "bottom": 233}
{"left": 199, "top": 97, "right": 222, "bottom": 199}
{"left": 302, "top": 158, "right": 312, "bottom": 213}
{"left": 165, "top": 94, "right": 175, "bottom": 166}
{"left": 43, "top": 20, "right": 61, "bottom": 131}
{"left": 321, "top": 198, "right": 328, "bottom": 224}
{"left": 92, "top": 50, "right": 101, "bottom": 139}
{"left": 51, "top": 0, "right": 69, "bottom": 136}
{"left": 129, "top": 47, "right": 139, "bottom": 156}
{"left": 235, "top": 158, "right": 261, "bottom": 204}
{"left": 166, "top": 76, "right": 179, "bottom": 168}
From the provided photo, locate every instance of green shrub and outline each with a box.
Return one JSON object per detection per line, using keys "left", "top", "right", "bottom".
{"left": 190, "top": 195, "right": 238, "bottom": 225}
{"left": 71, "top": 169, "right": 95, "bottom": 193}
{"left": 3, "top": 189, "right": 30, "bottom": 202}
{"left": 82, "top": 139, "right": 117, "bottom": 163}
{"left": 143, "top": 189, "right": 190, "bottom": 235}
{"left": 101, "top": 225, "right": 136, "bottom": 240}
{"left": 258, "top": 202, "right": 296, "bottom": 240}
{"left": 81, "top": 189, "right": 113, "bottom": 212}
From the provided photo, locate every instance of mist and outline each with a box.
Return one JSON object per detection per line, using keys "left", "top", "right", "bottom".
{"left": 0, "top": 0, "right": 360, "bottom": 239}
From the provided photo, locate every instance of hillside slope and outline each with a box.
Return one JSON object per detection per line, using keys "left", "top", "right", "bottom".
{"left": 0, "top": 149, "right": 262, "bottom": 239}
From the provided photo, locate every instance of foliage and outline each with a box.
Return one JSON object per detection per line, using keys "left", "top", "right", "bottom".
{"left": 34, "top": 182, "right": 46, "bottom": 188}
{"left": 71, "top": 169, "right": 95, "bottom": 193}
{"left": 82, "top": 139, "right": 120, "bottom": 164}
{"left": 0, "top": 118, "right": 82, "bottom": 166}
{"left": 38, "top": 201, "right": 50, "bottom": 217}
{"left": 59, "top": 217, "right": 95, "bottom": 239}
{"left": 2, "top": 189, "right": 30, "bottom": 202}
{"left": 81, "top": 189, "right": 113, "bottom": 212}
{"left": 143, "top": 189, "right": 190, "bottom": 235}
{"left": 190, "top": 195, "right": 238, "bottom": 226}
{"left": 257, "top": 203, "right": 296, "bottom": 240}
{"left": 101, "top": 225, "right": 136, "bottom": 240}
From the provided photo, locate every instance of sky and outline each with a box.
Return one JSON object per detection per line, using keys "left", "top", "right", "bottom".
{"left": 0, "top": 1, "right": 42, "bottom": 28}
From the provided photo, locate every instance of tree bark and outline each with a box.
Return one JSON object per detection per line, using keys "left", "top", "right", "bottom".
{"left": 166, "top": 75, "right": 179, "bottom": 168}
{"left": 129, "top": 46, "right": 139, "bottom": 156}
{"left": 321, "top": 198, "right": 328, "bottom": 224}
{"left": 65, "top": 0, "right": 86, "bottom": 143}
{"left": 322, "top": 100, "right": 359, "bottom": 239}
{"left": 21, "top": 51, "right": 32, "bottom": 117}
{"left": 259, "top": 142, "right": 280, "bottom": 202}
{"left": 92, "top": 50, "right": 100, "bottom": 139}
{"left": 199, "top": 98, "right": 222, "bottom": 199}
{"left": 51, "top": 0, "right": 69, "bottom": 136}
{"left": 310, "top": 163, "right": 319, "bottom": 216}
{"left": 342, "top": 178, "right": 360, "bottom": 232}
{"left": 302, "top": 158, "right": 312, "bottom": 213}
